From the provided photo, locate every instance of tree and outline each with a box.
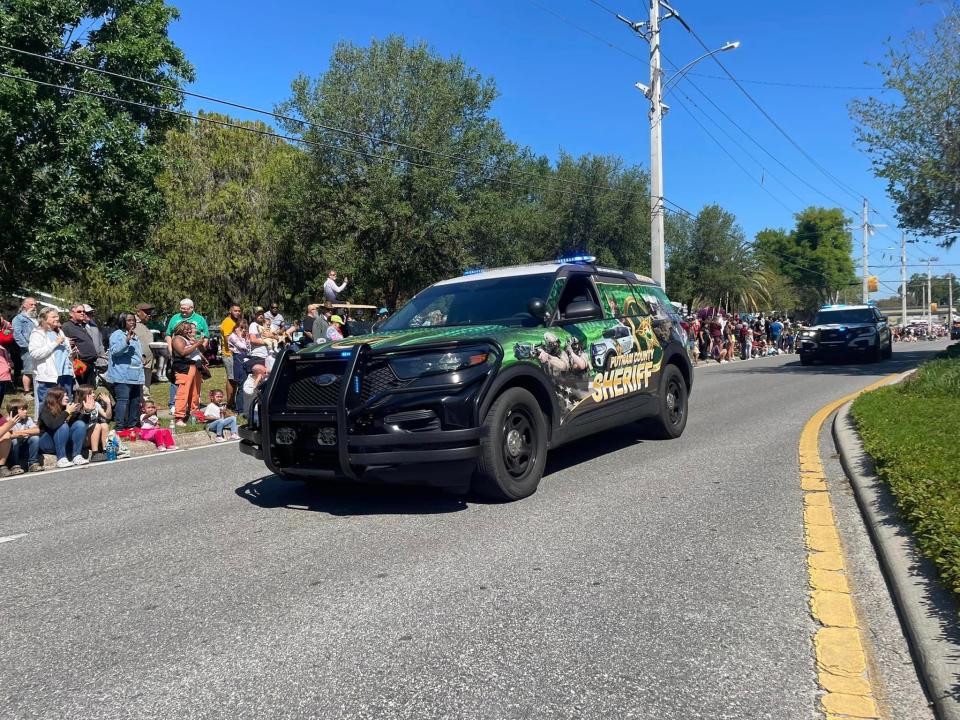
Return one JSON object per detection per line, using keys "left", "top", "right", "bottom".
{"left": 0, "top": 1, "right": 194, "bottom": 291}
{"left": 849, "top": 10, "right": 960, "bottom": 247}
{"left": 143, "top": 112, "right": 305, "bottom": 315}
{"left": 755, "top": 207, "right": 857, "bottom": 312}
{"left": 277, "top": 36, "right": 522, "bottom": 309}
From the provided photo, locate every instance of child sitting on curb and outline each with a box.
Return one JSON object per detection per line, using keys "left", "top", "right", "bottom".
{"left": 203, "top": 390, "right": 239, "bottom": 443}
{"left": 139, "top": 401, "right": 178, "bottom": 451}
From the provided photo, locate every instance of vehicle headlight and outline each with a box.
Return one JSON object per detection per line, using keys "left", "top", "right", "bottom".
{"left": 849, "top": 326, "right": 876, "bottom": 337}
{"left": 388, "top": 346, "right": 494, "bottom": 379}
{"left": 801, "top": 331, "right": 816, "bottom": 337}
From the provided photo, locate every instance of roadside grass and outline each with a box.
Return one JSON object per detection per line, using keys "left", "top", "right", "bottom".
{"left": 851, "top": 345, "right": 960, "bottom": 597}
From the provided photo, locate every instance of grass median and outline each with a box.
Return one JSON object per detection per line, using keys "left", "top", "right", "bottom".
{"left": 851, "top": 344, "right": 960, "bottom": 597}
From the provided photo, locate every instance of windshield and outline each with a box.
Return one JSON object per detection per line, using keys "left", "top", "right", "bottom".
{"left": 814, "top": 309, "right": 875, "bottom": 325}
{"left": 381, "top": 274, "right": 555, "bottom": 330}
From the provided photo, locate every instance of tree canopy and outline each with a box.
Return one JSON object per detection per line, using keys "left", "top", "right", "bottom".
{"left": 850, "top": 10, "right": 960, "bottom": 247}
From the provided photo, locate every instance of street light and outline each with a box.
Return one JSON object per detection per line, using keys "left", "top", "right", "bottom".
{"left": 623, "top": 0, "right": 740, "bottom": 292}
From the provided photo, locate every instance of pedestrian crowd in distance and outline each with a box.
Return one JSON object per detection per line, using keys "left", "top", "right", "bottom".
{"left": 683, "top": 311, "right": 801, "bottom": 367}
{"left": 0, "top": 268, "right": 391, "bottom": 475}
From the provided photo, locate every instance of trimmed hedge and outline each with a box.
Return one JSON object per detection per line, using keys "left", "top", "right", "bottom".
{"left": 851, "top": 349, "right": 960, "bottom": 597}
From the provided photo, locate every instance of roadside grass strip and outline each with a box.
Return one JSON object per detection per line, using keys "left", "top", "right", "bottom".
{"left": 799, "top": 373, "right": 901, "bottom": 719}
{"left": 851, "top": 350, "right": 960, "bottom": 600}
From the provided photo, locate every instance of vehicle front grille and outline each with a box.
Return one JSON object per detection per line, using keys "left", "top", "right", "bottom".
{"left": 821, "top": 329, "right": 841, "bottom": 341}
{"left": 288, "top": 376, "right": 342, "bottom": 407}
{"left": 360, "top": 361, "right": 410, "bottom": 401}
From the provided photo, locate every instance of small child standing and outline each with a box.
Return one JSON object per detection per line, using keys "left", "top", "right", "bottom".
{"left": 139, "top": 401, "right": 178, "bottom": 451}
{"left": 203, "top": 390, "right": 238, "bottom": 443}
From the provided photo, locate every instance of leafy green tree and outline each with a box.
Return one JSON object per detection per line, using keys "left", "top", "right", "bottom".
{"left": 0, "top": 0, "right": 194, "bottom": 291}
{"left": 755, "top": 207, "right": 857, "bottom": 312}
{"left": 145, "top": 112, "right": 306, "bottom": 315}
{"left": 849, "top": 10, "right": 960, "bottom": 247}
{"left": 277, "top": 36, "right": 522, "bottom": 309}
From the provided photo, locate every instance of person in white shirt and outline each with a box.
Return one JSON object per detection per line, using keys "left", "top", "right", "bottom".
{"left": 263, "top": 303, "right": 284, "bottom": 331}
{"left": 323, "top": 269, "right": 348, "bottom": 303}
{"left": 202, "top": 389, "right": 238, "bottom": 442}
{"left": 242, "top": 364, "right": 269, "bottom": 424}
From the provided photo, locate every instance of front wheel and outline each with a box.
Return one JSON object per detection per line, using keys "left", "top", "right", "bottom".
{"left": 882, "top": 338, "right": 893, "bottom": 359}
{"left": 472, "top": 387, "right": 548, "bottom": 501}
{"left": 647, "top": 364, "right": 688, "bottom": 440}
{"left": 800, "top": 354, "right": 813, "bottom": 366}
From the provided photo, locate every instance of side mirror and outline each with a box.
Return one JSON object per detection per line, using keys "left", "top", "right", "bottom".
{"left": 527, "top": 297, "right": 547, "bottom": 322}
{"left": 564, "top": 300, "right": 602, "bottom": 322}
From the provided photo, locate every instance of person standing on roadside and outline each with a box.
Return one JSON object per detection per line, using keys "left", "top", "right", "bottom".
{"left": 29, "top": 308, "right": 75, "bottom": 409}
{"left": 323, "top": 269, "right": 348, "bottom": 303}
{"left": 171, "top": 321, "right": 206, "bottom": 427}
{"left": 263, "top": 303, "right": 284, "bottom": 332}
{"left": 133, "top": 304, "right": 156, "bottom": 402}
{"left": 106, "top": 312, "right": 145, "bottom": 431}
{"left": 312, "top": 304, "right": 332, "bottom": 344}
{"left": 82, "top": 305, "right": 108, "bottom": 378}
{"left": 62, "top": 305, "right": 99, "bottom": 386}
{"left": 301, "top": 304, "right": 320, "bottom": 343}
{"left": 12, "top": 297, "right": 38, "bottom": 395}
{"left": 770, "top": 317, "right": 784, "bottom": 351}
{"left": 164, "top": 299, "right": 209, "bottom": 414}
{"left": 220, "top": 303, "right": 242, "bottom": 410}
{"left": 227, "top": 318, "right": 251, "bottom": 414}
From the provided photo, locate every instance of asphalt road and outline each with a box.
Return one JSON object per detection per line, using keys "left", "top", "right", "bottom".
{"left": 1, "top": 340, "right": 950, "bottom": 720}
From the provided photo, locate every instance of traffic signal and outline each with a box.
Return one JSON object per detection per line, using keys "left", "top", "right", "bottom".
{"left": 867, "top": 276, "right": 878, "bottom": 293}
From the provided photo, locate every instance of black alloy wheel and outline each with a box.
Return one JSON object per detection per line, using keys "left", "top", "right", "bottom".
{"left": 646, "top": 364, "right": 688, "bottom": 439}
{"left": 501, "top": 406, "right": 536, "bottom": 479}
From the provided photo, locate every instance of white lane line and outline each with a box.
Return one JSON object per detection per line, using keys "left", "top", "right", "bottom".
{"left": 0, "top": 533, "right": 28, "bottom": 544}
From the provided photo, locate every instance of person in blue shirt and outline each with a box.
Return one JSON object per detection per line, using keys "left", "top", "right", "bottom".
{"left": 770, "top": 318, "right": 784, "bottom": 350}
{"left": 12, "top": 297, "right": 38, "bottom": 395}
{"left": 106, "top": 312, "right": 146, "bottom": 431}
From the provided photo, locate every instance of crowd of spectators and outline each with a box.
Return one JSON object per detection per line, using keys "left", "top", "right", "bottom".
{"left": 0, "top": 267, "right": 392, "bottom": 474}
{"left": 685, "top": 312, "right": 800, "bottom": 367}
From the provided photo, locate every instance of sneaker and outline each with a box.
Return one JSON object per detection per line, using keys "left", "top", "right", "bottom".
{"left": 90, "top": 452, "right": 107, "bottom": 463}
{"left": 157, "top": 446, "right": 167, "bottom": 452}
{"left": 73, "top": 455, "right": 89, "bottom": 466}
{"left": 117, "top": 449, "right": 131, "bottom": 459}
{"left": 28, "top": 463, "right": 43, "bottom": 473}
{"left": 9, "top": 466, "right": 25, "bottom": 476}
{"left": 56, "top": 458, "right": 73, "bottom": 469}
{"left": 169, "top": 405, "right": 176, "bottom": 416}
{"left": 168, "top": 446, "right": 179, "bottom": 451}
{"left": 0, "top": 466, "right": 10, "bottom": 478}
{"left": 214, "top": 436, "right": 226, "bottom": 443}
{"left": 175, "top": 420, "right": 187, "bottom": 427}
{"left": 230, "top": 434, "right": 241, "bottom": 441}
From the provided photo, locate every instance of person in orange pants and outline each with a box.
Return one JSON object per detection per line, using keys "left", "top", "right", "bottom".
{"left": 170, "top": 321, "right": 206, "bottom": 427}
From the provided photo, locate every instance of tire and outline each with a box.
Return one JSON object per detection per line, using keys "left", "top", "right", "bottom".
{"left": 882, "top": 338, "right": 893, "bottom": 359}
{"left": 800, "top": 354, "right": 813, "bottom": 366}
{"left": 870, "top": 340, "right": 883, "bottom": 363}
{"left": 472, "top": 387, "right": 548, "bottom": 501}
{"left": 646, "top": 364, "right": 688, "bottom": 440}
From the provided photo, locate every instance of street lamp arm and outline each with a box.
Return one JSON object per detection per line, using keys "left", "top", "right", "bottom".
{"left": 662, "top": 41, "right": 740, "bottom": 96}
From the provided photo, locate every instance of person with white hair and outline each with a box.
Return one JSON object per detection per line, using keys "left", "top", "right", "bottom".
{"left": 12, "top": 297, "right": 38, "bottom": 395}
{"left": 164, "top": 299, "right": 210, "bottom": 414}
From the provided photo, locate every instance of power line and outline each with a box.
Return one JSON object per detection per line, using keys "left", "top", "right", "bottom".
{"left": 0, "top": 69, "right": 651, "bottom": 208}
{"left": 0, "top": 43, "right": 643, "bottom": 200}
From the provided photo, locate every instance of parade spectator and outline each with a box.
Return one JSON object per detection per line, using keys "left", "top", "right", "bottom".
{"left": 106, "top": 312, "right": 145, "bottom": 431}
{"left": 133, "top": 304, "right": 156, "bottom": 402}
{"left": 264, "top": 302, "right": 284, "bottom": 331}
{"left": 1, "top": 400, "right": 41, "bottom": 474}
{"left": 326, "top": 315, "right": 344, "bottom": 342}
{"left": 323, "top": 269, "right": 348, "bottom": 303}
{"left": 13, "top": 297, "right": 38, "bottom": 395}
{"left": 301, "top": 304, "right": 320, "bottom": 342}
{"left": 82, "top": 304, "right": 109, "bottom": 376}
{"left": 37, "top": 386, "right": 87, "bottom": 468}
{"left": 203, "top": 389, "right": 239, "bottom": 442}
{"left": 248, "top": 308, "right": 274, "bottom": 362}
{"left": 165, "top": 299, "right": 209, "bottom": 413}
{"left": 74, "top": 385, "right": 112, "bottom": 463}
{"left": 138, "top": 401, "right": 177, "bottom": 451}
{"left": 227, "top": 319, "right": 251, "bottom": 414}
{"left": 171, "top": 321, "right": 206, "bottom": 427}
{"left": 29, "top": 308, "right": 75, "bottom": 409}
{"left": 312, "top": 305, "right": 332, "bottom": 344}
{"left": 740, "top": 321, "right": 754, "bottom": 360}
{"left": 0, "top": 334, "right": 10, "bottom": 410}
{"left": 242, "top": 363, "right": 269, "bottom": 423}
{"left": 219, "top": 304, "right": 242, "bottom": 410}
{"left": 62, "top": 305, "right": 99, "bottom": 385}
{"left": 770, "top": 317, "right": 784, "bottom": 349}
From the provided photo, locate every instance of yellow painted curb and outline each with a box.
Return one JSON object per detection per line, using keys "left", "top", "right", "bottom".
{"left": 798, "top": 373, "right": 900, "bottom": 719}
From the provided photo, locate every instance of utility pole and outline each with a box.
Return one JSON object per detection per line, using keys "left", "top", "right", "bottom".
{"left": 927, "top": 258, "right": 934, "bottom": 332}
{"left": 949, "top": 273, "right": 954, "bottom": 333}
{"left": 861, "top": 198, "right": 870, "bottom": 303}
{"left": 900, "top": 233, "right": 907, "bottom": 327}
{"left": 648, "top": 0, "right": 666, "bottom": 291}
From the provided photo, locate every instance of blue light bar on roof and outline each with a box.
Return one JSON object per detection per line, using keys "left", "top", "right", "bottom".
{"left": 820, "top": 304, "right": 846, "bottom": 309}
{"left": 557, "top": 254, "right": 597, "bottom": 265}
{"left": 463, "top": 267, "right": 485, "bottom": 276}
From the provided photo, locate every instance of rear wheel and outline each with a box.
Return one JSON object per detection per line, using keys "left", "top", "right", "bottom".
{"left": 472, "top": 387, "right": 548, "bottom": 501}
{"left": 646, "top": 364, "right": 688, "bottom": 440}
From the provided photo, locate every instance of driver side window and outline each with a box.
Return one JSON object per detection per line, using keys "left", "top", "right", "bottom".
{"left": 556, "top": 273, "right": 601, "bottom": 322}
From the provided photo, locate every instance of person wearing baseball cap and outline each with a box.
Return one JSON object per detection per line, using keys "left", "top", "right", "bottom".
{"left": 134, "top": 304, "right": 156, "bottom": 401}
{"left": 81, "top": 304, "right": 109, "bottom": 376}
{"left": 326, "top": 315, "right": 344, "bottom": 342}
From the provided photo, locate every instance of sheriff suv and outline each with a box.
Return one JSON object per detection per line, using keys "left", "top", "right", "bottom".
{"left": 239, "top": 257, "right": 692, "bottom": 501}
{"left": 798, "top": 304, "right": 893, "bottom": 365}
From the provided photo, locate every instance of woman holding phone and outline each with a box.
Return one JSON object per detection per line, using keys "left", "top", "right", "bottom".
{"left": 106, "top": 312, "right": 145, "bottom": 431}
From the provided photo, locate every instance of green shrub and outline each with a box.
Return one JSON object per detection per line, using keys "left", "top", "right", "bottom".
{"left": 852, "top": 356, "right": 960, "bottom": 597}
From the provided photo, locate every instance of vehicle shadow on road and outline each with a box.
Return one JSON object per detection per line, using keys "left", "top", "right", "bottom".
{"left": 543, "top": 424, "right": 647, "bottom": 478}
{"left": 728, "top": 348, "right": 943, "bottom": 377}
{"left": 235, "top": 475, "right": 468, "bottom": 516}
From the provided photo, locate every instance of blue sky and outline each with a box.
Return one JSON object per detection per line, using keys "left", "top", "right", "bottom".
{"left": 168, "top": 0, "right": 958, "bottom": 299}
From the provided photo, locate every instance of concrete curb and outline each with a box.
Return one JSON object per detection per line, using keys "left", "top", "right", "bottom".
{"left": 832, "top": 399, "right": 960, "bottom": 720}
